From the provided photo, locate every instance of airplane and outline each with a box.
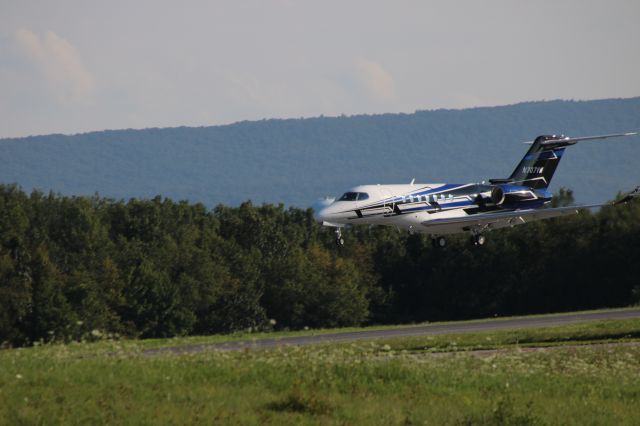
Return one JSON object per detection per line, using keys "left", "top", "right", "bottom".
{"left": 314, "top": 132, "right": 639, "bottom": 247}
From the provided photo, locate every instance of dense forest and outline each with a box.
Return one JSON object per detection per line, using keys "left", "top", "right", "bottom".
{"left": 1, "top": 98, "right": 639, "bottom": 207}
{"left": 1, "top": 184, "right": 639, "bottom": 347}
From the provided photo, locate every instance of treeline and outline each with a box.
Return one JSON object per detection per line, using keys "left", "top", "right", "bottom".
{"left": 1, "top": 184, "right": 639, "bottom": 347}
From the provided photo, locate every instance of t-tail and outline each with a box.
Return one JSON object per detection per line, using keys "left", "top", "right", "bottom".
{"left": 491, "top": 132, "right": 637, "bottom": 189}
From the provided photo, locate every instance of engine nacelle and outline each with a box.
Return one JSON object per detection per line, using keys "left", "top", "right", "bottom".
{"left": 490, "top": 185, "right": 536, "bottom": 206}
{"left": 491, "top": 186, "right": 505, "bottom": 205}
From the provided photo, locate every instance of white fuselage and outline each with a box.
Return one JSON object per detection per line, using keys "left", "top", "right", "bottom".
{"left": 314, "top": 182, "right": 539, "bottom": 235}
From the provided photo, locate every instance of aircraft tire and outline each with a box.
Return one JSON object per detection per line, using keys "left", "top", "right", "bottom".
{"left": 432, "top": 236, "right": 446, "bottom": 248}
{"left": 471, "top": 234, "right": 486, "bottom": 246}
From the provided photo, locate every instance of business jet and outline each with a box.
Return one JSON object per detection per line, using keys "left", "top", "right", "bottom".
{"left": 314, "top": 132, "right": 638, "bottom": 247}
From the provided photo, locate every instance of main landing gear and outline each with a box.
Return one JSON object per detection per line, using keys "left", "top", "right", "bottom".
{"left": 335, "top": 228, "right": 345, "bottom": 246}
{"left": 431, "top": 234, "right": 486, "bottom": 248}
{"left": 431, "top": 236, "right": 447, "bottom": 248}
{"left": 470, "top": 234, "right": 486, "bottom": 246}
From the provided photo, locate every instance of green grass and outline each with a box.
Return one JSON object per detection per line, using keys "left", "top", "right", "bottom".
{"left": 1, "top": 318, "right": 639, "bottom": 425}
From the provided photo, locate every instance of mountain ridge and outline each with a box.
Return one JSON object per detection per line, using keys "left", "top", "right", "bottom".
{"left": 2, "top": 97, "right": 639, "bottom": 206}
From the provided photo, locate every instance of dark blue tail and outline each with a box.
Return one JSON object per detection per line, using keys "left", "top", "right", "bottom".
{"left": 508, "top": 135, "right": 566, "bottom": 189}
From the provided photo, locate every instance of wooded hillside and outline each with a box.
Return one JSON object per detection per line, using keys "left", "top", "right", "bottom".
{"left": 1, "top": 98, "right": 639, "bottom": 207}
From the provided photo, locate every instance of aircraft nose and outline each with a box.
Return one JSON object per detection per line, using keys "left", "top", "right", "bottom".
{"left": 312, "top": 197, "right": 335, "bottom": 224}
{"left": 314, "top": 207, "right": 326, "bottom": 223}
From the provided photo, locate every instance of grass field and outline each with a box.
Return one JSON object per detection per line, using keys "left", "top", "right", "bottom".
{"left": 1, "top": 317, "right": 639, "bottom": 425}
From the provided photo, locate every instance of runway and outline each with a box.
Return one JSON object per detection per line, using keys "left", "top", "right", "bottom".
{"left": 144, "top": 308, "right": 640, "bottom": 355}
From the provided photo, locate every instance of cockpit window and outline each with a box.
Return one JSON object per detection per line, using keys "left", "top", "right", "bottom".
{"left": 338, "top": 192, "right": 369, "bottom": 201}
{"left": 338, "top": 192, "right": 358, "bottom": 201}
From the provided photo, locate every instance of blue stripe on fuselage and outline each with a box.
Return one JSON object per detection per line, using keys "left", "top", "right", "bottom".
{"left": 401, "top": 199, "right": 475, "bottom": 213}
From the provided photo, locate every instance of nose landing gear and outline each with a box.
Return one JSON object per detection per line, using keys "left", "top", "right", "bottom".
{"left": 335, "top": 228, "right": 345, "bottom": 246}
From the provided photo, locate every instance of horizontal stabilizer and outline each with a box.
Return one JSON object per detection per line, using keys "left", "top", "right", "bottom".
{"left": 523, "top": 132, "right": 637, "bottom": 145}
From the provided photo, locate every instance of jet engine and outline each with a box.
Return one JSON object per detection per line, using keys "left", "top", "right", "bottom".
{"left": 490, "top": 185, "right": 535, "bottom": 206}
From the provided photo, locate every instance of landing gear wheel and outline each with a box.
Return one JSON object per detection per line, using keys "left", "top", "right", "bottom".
{"left": 334, "top": 228, "right": 344, "bottom": 247}
{"left": 432, "top": 236, "right": 446, "bottom": 248}
{"left": 471, "top": 234, "right": 486, "bottom": 246}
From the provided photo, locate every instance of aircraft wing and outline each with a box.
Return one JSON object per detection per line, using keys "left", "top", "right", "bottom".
{"left": 421, "top": 204, "right": 603, "bottom": 232}
{"left": 614, "top": 185, "right": 640, "bottom": 205}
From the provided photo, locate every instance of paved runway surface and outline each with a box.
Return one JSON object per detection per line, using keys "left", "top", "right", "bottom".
{"left": 144, "top": 308, "right": 640, "bottom": 355}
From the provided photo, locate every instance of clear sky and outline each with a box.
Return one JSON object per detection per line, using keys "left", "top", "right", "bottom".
{"left": 1, "top": 0, "right": 639, "bottom": 138}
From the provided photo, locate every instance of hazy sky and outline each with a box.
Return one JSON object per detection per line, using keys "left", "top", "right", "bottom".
{"left": 1, "top": 0, "right": 639, "bottom": 138}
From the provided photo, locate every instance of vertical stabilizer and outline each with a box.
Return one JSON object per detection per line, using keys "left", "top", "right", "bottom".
{"left": 509, "top": 135, "right": 565, "bottom": 189}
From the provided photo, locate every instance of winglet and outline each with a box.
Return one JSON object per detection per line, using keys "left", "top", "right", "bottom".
{"left": 614, "top": 186, "right": 640, "bottom": 205}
